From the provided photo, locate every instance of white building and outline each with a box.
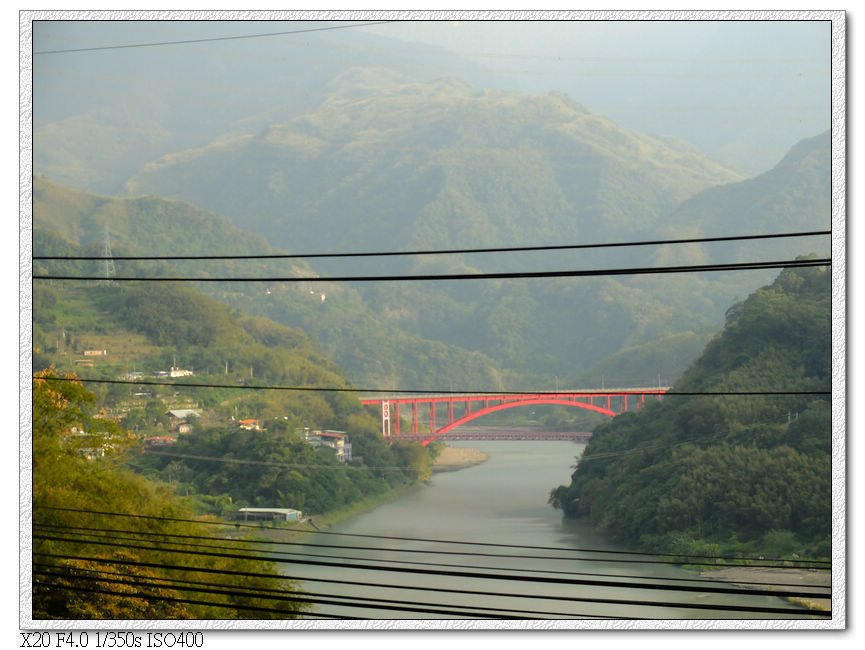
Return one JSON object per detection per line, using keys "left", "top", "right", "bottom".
{"left": 300, "top": 429, "right": 352, "bottom": 462}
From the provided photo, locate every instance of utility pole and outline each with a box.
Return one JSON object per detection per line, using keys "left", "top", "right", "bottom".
{"left": 103, "top": 224, "right": 116, "bottom": 285}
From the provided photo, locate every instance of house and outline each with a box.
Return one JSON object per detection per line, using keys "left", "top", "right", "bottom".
{"left": 230, "top": 508, "right": 302, "bottom": 522}
{"left": 155, "top": 367, "right": 194, "bottom": 378}
{"left": 237, "top": 419, "right": 263, "bottom": 431}
{"left": 64, "top": 428, "right": 113, "bottom": 459}
{"left": 166, "top": 409, "right": 201, "bottom": 434}
{"left": 143, "top": 436, "right": 177, "bottom": 447}
{"left": 299, "top": 428, "right": 352, "bottom": 462}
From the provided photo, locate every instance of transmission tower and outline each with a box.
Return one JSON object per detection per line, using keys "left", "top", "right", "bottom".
{"left": 103, "top": 224, "right": 116, "bottom": 285}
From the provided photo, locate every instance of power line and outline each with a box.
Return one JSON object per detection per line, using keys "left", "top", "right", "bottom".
{"left": 32, "top": 531, "right": 832, "bottom": 597}
{"left": 31, "top": 578, "right": 354, "bottom": 620}
{"left": 36, "top": 522, "right": 821, "bottom": 589}
{"left": 34, "top": 506, "right": 831, "bottom": 567}
{"left": 32, "top": 566, "right": 802, "bottom": 620}
{"left": 32, "top": 230, "right": 831, "bottom": 261}
{"left": 33, "top": 550, "right": 827, "bottom": 620}
{"left": 32, "top": 570, "right": 541, "bottom": 620}
{"left": 34, "top": 524, "right": 833, "bottom": 589}
{"left": 32, "top": 257, "right": 832, "bottom": 283}
{"left": 33, "top": 374, "right": 832, "bottom": 397}
{"left": 33, "top": 565, "right": 640, "bottom": 620}
{"left": 142, "top": 449, "right": 414, "bottom": 472}
{"left": 26, "top": 553, "right": 641, "bottom": 620}
{"left": 31, "top": 546, "right": 829, "bottom": 617}
{"left": 33, "top": 21, "right": 400, "bottom": 55}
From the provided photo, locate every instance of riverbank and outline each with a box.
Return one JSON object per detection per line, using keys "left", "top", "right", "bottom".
{"left": 313, "top": 446, "right": 491, "bottom": 526}
{"left": 700, "top": 566, "right": 831, "bottom": 612}
{"left": 432, "top": 446, "right": 490, "bottom": 473}
{"left": 300, "top": 482, "right": 425, "bottom": 530}
{"left": 253, "top": 446, "right": 491, "bottom": 536}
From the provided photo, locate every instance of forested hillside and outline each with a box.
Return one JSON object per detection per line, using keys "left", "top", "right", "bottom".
{"left": 33, "top": 178, "right": 509, "bottom": 391}
{"left": 32, "top": 276, "right": 441, "bottom": 519}
{"left": 550, "top": 264, "right": 831, "bottom": 559}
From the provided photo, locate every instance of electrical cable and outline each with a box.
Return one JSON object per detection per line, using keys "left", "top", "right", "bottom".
{"left": 37, "top": 529, "right": 813, "bottom": 590}
{"left": 28, "top": 563, "right": 629, "bottom": 619}
{"left": 32, "top": 553, "right": 828, "bottom": 619}
{"left": 141, "top": 450, "right": 411, "bottom": 472}
{"left": 32, "top": 229, "right": 831, "bottom": 261}
{"left": 31, "top": 578, "right": 360, "bottom": 620}
{"left": 31, "top": 531, "right": 832, "bottom": 601}
{"left": 32, "top": 256, "right": 831, "bottom": 283}
{"left": 32, "top": 374, "right": 832, "bottom": 397}
{"left": 27, "top": 552, "right": 649, "bottom": 620}
{"left": 34, "top": 526, "right": 831, "bottom": 598}
{"left": 33, "top": 566, "right": 616, "bottom": 620}
{"left": 32, "top": 521, "right": 830, "bottom": 589}
{"left": 33, "top": 505, "right": 831, "bottom": 568}
{"left": 33, "top": 21, "right": 401, "bottom": 55}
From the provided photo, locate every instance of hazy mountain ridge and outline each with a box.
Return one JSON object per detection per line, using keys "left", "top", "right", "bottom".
{"left": 121, "top": 76, "right": 742, "bottom": 255}
{"left": 33, "top": 25, "right": 505, "bottom": 195}
{"left": 33, "top": 74, "right": 829, "bottom": 391}
{"left": 653, "top": 130, "right": 831, "bottom": 265}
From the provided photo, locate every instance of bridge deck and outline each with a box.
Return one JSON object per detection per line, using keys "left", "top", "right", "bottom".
{"left": 393, "top": 429, "right": 592, "bottom": 442}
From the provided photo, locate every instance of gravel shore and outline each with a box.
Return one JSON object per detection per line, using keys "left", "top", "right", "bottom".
{"left": 432, "top": 446, "right": 490, "bottom": 473}
{"left": 700, "top": 566, "right": 831, "bottom": 612}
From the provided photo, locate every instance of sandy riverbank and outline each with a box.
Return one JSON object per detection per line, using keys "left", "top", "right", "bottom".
{"left": 700, "top": 566, "right": 831, "bottom": 612}
{"left": 433, "top": 446, "right": 490, "bottom": 473}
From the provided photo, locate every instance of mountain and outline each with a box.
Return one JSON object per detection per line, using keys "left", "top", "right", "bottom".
{"left": 111, "top": 77, "right": 753, "bottom": 385}
{"left": 33, "top": 72, "right": 830, "bottom": 392}
{"left": 550, "top": 264, "right": 831, "bottom": 559}
{"left": 122, "top": 77, "right": 741, "bottom": 256}
{"left": 651, "top": 130, "right": 831, "bottom": 267}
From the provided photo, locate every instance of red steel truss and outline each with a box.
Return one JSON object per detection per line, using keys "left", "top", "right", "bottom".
{"left": 360, "top": 389, "right": 669, "bottom": 446}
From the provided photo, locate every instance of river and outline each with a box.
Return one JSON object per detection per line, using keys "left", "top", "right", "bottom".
{"left": 285, "top": 440, "right": 821, "bottom": 622}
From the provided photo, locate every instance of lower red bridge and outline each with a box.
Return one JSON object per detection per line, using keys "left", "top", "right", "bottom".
{"left": 383, "top": 428, "right": 594, "bottom": 443}
{"left": 360, "top": 388, "right": 669, "bottom": 446}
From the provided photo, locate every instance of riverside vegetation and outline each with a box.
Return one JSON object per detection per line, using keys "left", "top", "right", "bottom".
{"left": 550, "top": 265, "right": 831, "bottom": 561}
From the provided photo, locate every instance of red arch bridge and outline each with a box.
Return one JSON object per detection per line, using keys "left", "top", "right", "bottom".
{"left": 360, "top": 389, "right": 669, "bottom": 446}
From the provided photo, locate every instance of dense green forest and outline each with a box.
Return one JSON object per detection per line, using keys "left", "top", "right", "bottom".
{"left": 550, "top": 264, "right": 832, "bottom": 559}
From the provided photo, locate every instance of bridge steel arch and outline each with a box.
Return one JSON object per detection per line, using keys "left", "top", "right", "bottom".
{"left": 429, "top": 398, "right": 616, "bottom": 445}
